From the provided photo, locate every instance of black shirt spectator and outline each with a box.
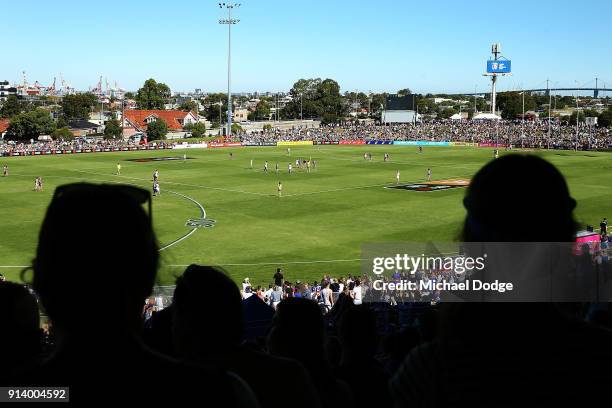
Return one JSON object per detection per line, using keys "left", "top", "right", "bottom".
{"left": 274, "top": 268, "right": 284, "bottom": 286}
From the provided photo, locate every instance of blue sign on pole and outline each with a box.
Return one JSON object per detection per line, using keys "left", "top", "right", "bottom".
{"left": 486, "top": 60, "right": 511, "bottom": 74}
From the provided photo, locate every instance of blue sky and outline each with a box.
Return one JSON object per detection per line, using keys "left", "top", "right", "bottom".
{"left": 2, "top": 0, "right": 611, "bottom": 94}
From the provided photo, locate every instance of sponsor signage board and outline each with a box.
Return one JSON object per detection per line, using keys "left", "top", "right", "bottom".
{"left": 366, "top": 140, "right": 393, "bottom": 145}
{"left": 209, "top": 142, "right": 242, "bottom": 148}
{"left": 277, "top": 141, "right": 313, "bottom": 146}
{"left": 486, "top": 60, "right": 511, "bottom": 74}
{"left": 393, "top": 141, "right": 450, "bottom": 146}
{"left": 241, "top": 142, "right": 278, "bottom": 147}
{"left": 450, "top": 142, "right": 477, "bottom": 147}
{"left": 339, "top": 140, "right": 366, "bottom": 145}
{"left": 313, "top": 141, "right": 340, "bottom": 145}
{"left": 173, "top": 143, "right": 208, "bottom": 149}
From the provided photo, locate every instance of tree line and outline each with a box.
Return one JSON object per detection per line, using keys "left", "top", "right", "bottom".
{"left": 2, "top": 77, "right": 612, "bottom": 141}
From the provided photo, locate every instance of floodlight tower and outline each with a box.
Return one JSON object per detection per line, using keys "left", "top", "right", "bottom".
{"left": 483, "top": 43, "right": 511, "bottom": 116}
{"left": 491, "top": 44, "right": 500, "bottom": 115}
{"left": 219, "top": 2, "right": 241, "bottom": 137}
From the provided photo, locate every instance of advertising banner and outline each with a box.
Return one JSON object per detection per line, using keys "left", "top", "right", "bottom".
{"left": 486, "top": 60, "right": 511, "bottom": 74}
{"left": 241, "top": 142, "right": 278, "bottom": 147}
{"left": 277, "top": 141, "right": 313, "bottom": 146}
{"left": 209, "top": 142, "right": 243, "bottom": 148}
{"left": 450, "top": 142, "right": 476, "bottom": 147}
{"left": 366, "top": 140, "right": 393, "bottom": 145}
{"left": 339, "top": 140, "right": 366, "bottom": 145}
{"left": 478, "top": 143, "right": 508, "bottom": 148}
{"left": 173, "top": 143, "right": 208, "bottom": 149}
{"left": 313, "top": 141, "right": 340, "bottom": 145}
{"left": 393, "top": 141, "right": 450, "bottom": 146}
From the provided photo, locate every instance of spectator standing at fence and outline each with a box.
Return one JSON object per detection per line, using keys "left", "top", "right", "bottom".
{"left": 270, "top": 285, "right": 283, "bottom": 309}
{"left": 274, "top": 268, "right": 284, "bottom": 286}
{"left": 321, "top": 281, "right": 334, "bottom": 313}
{"left": 351, "top": 280, "right": 363, "bottom": 305}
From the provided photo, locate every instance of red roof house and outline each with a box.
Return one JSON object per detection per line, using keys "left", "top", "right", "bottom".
{"left": 0, "top": 118, "right": 9, "bottom": 137}
{"left": 123, "top": 110, "right": 198, "bottom": 133}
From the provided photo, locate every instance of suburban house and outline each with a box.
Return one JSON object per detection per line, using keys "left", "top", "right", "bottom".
{"left": 88, "top": 111, "right": 114, "bottom": 126}
{"left": 233, "top": 107, "right": 249, "bottom": 123}
{"left": 122, "top": 109, "right": 198, "bottom": 137}
{"left": 0, "top": 80, "right": 18, "bottom": 102}
{"left": 68, "top": 120, "right": 104, "bottom": 137}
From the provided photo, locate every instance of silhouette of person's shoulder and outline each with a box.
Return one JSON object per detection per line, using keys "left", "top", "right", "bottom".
{"left": 16, "top": 337, "right": 239, "bottom": 405}
{"left": 221, "top": 346, "right": 321, "bottom": 408}
{"left": 391, "top": 318, "right": 612, "bottom": 407}
{"left": 335, "top": 359, "right": 390, "bottom": 408}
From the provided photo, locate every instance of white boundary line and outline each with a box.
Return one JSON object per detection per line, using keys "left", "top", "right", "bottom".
{"left": 166, "top": 258, "right": 365, "bottom": 267}
{"left": 4, "top": 173, "right": 208, "bottom": 253}
{"left": 282, "top": 183, "right": 391, "bottom": 197}
{"left": 68, "top": 168, "right": 388, "bottom": 198}
{"left": 69, "top": 169, "right": 270, "bottom": 197}
{"left": 312, "top": 149, "right": 481, "bottom": 170}
{"left": 158, "top": 190, "right": 207, "bottom": 252}
{"left": 0, "top": 258, "right": 365, "bottom": 269}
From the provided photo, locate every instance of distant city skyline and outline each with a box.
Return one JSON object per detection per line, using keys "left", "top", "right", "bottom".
{"left": 3, "top": 0, "right": 612, "bottom": 95}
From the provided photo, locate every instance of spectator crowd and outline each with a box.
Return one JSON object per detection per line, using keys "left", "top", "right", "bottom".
{"left": 2, "top": 119, "right": 611, "bottom": 156}
{"left": 238, "top": 120, "right": 612, "bottom": 150}
{"left": 0, "top": 138, "right": 171, "bottom": 156}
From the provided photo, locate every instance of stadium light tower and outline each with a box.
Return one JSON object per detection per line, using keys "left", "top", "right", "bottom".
{"left": 575, "top": 80, "right": 580, "bottom": 151}
{"left": 547, "top": 79, "right": 552, "bottom": 141}
{"left": 219, "top": 2, "right": 241, "bottom": 137}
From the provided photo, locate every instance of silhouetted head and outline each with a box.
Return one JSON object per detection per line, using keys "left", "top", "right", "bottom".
{"left": 32, "top": 183, "right": 158, "bottom": 332}
{"left": 462, "top": 154, "right": 577, "bottom": 242}
{"left": 267, "top": 298, "right": 325, "bottom": 367}
{"left": 0, "top": 281, "right": 40, "bottom": 368}
{"left": 172, "top": 264, "right": 243, "bottom": 358}
{"left": 338, "top": 305, "right": 377, "bottom": 358}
